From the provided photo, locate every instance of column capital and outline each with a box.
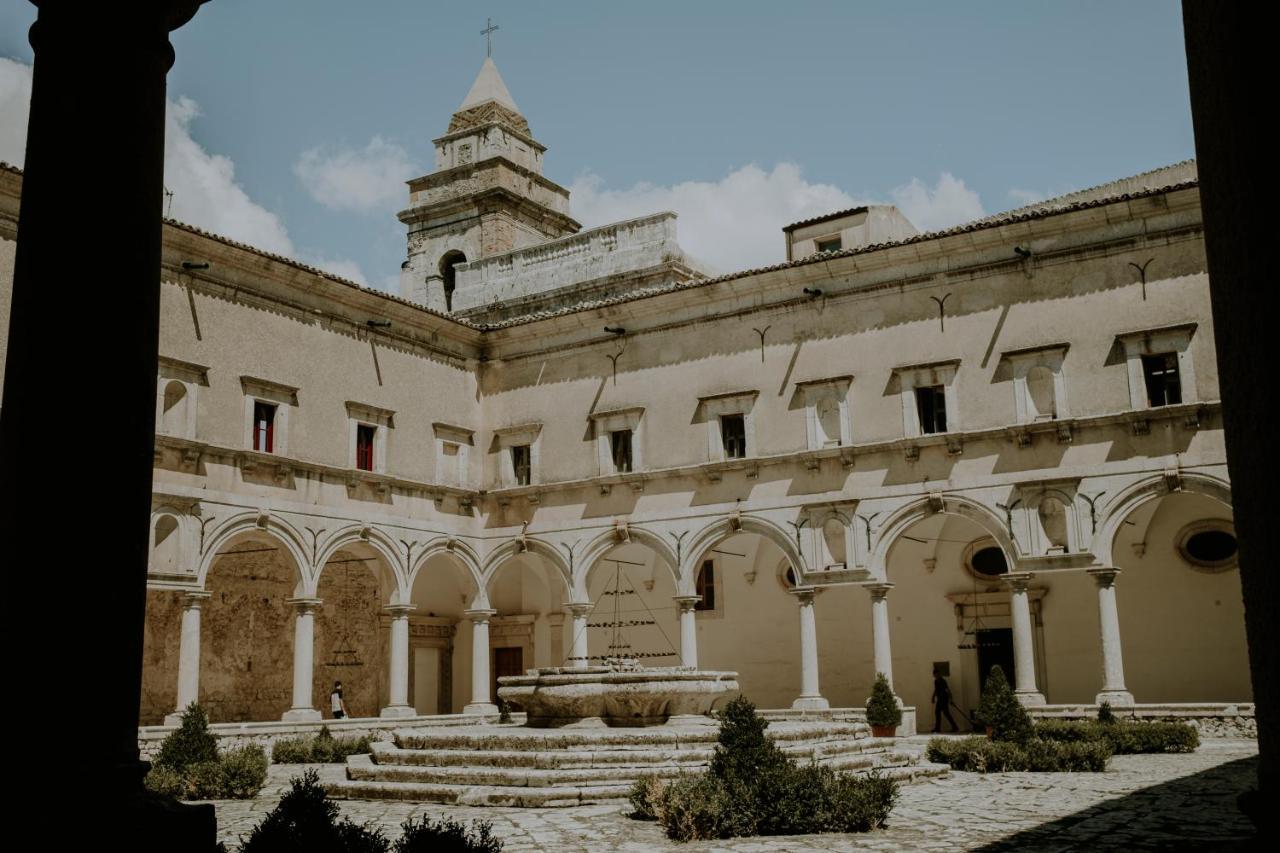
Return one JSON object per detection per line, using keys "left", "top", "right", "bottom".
{"left": 464, "top": 608, "right": 497, "bottom": 622}
{"left": 1003, "top": 572, "right": 1035, "bottom": 592}
{"left": 1086, "top": 567, "right": 1121, "bottom": 586}
{"left": 789, "top": 585, "right": 818, "bottom": 604}
{"left": 861, "top": 581, "right": 894, "bottom": 600}
{"left": 382, "top": 603, "right": 416, "bottom": 617}
{"left": 566, "top": 602, "right": 593, "bottom": 617}
{"left": 285, "top": 597, "right": 323, "bottom": 614}
{"left": 673, "top": 595, "right": 702, "bottom": 612}
{"left": 180, "top": 589, "right": 211, "bottom": 607}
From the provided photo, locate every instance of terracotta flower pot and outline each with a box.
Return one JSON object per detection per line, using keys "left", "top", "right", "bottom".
{"left": 870, "top": 724, "right": 897, "bottom": 738}
{"left": 985, "top": 725, "right": 995, "bottom": 737}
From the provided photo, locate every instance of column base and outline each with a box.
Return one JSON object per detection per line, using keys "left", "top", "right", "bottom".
{"left": 379, "top": 705, "right": 417, "bottom": 719}
{"left": 281, "top": 708, "right": 322, "bottom": 722}
{"left": 464, "top": 702, "right": 499, "bottom": 715}
{"left": 1015, "top": 690, "right": 1046, "bottom": 707}
{"left": 791, "top": 696, "right": 830, "bottom": 711}
{"left": 1095, "top": 690, "right": 1135, "bottom": 707}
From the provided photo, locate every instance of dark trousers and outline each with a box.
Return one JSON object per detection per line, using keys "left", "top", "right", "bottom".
{"left": 932, "top": 699, "right": 958, "bottom": 732}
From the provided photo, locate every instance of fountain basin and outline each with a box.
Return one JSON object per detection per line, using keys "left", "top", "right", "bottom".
{"left": 497, "top": 665, "right": 739, "bottom": 727}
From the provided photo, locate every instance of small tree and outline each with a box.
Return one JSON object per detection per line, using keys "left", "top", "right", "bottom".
{"left": 865, "top": 673, "right": 902, "bottom": 731}
{"left": 976, "top": 666, "right": 1032, "bottom": 743}
{"left": 154, "top": 703, "right": 219, "bottom": 774}
{"left": 708, "top": 696, "right": 790, "bottom": 782}
{"left": 1096, "top": 700, "right": 1116, "bottom": 725}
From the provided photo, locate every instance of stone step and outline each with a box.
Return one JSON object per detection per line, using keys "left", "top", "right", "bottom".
{"left": 390, "top": 722, "right": 870, "bottom": 753}
{"left": 347, "top": 754, "right": 700, "bottom": 788}
{"left": 373, "top": 741, "right": 714, "bottom": 769}
{"left": 326, "top": 778, "right": 634, "bottom": 808}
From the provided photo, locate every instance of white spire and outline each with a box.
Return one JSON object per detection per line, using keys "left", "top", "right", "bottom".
{"left": 459, "top": 57, "right": 520, "bottom": 113}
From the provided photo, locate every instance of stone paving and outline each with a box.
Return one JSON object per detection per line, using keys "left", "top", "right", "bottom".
{"left": 212, "top": 738, "right": 1259, "bottom": 851}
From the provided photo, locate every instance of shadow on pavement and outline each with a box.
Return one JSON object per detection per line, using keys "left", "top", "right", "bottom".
{"left": 974, "top": 756, "right": 1259, "bottom": 852}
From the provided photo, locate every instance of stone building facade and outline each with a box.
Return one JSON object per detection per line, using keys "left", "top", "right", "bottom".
{"left": 0, "top": 59, "right": 1248, "bottom": 732}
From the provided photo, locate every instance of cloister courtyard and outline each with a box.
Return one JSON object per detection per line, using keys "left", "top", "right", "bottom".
{"left": 211, "top": 736, "right": 1258, "bottom": 851}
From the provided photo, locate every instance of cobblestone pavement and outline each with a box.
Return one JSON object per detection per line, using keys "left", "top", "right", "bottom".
{"left": 212, "top": 738, "right": 1258, "bottom": 851}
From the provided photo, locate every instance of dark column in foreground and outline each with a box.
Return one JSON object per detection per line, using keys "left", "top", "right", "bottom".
{"left": 0, "top": 2, "right": 211, "bottom": 847}
{"left": 1183, "top": 1, "right": 1274, "bottom": 830}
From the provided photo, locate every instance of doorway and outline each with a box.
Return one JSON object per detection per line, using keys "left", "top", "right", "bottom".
{"left": 493, "top": 646, "right": 524, "bottom": 704}
{"left": 976, "top": 628, "right": 1015, "bottom": 692}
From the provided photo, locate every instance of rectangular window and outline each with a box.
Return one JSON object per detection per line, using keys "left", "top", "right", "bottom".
{"left": 356, "top": 424, "right": 376, "bottom": 471}
{"left": 252, "top": 401, "right": 276, "bottom": 453}
{"left": 610, "top": 429, "right": 633, "bottom": 473}
{"left": 916, "top": 385, "right": 948, "bottom": 434}
{"left": 1141, "top": 352, "right": 1182, "bottom": 407}
{"left": 721, "top": 414, "right": 747, "bottom": 459}
{"left": 511, "top": 444, "right": 532, "bottom": 486}
{"left": 816, "top": 236, "right": 842, "bottom": 253}
{"left": 695, "top": 560, "right": 716, "bottom": 611}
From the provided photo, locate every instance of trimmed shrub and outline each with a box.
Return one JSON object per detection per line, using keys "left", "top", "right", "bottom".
{"left": 927, "top": 735, "right": 1111, "bottom": 772}
{"left": 143, "top": 764, "right": 186, "bottom": 798}
{"left": 220, "top": 744, "right": 270, "bottom": 799}
{"left": 238, "top": 769, "right": 389, "bottom": 853}
{"left": 393, "top": 815, "right": 503, "bottom": 853}
{"left": 1097, "top": 701, "right": 1116, "bottom": 724}
{"left": 186, "top": 760, "right": 226, "bottom": 800}
{"left": 1033, "top": 719, "right": 1199, "bottom": 754}
{"left": 155, "top": 703, "right": 219, "bottom": 774}
{"left": 272, "top": 730, "right": 374, "bottom": 764}
{"left": 652, "top": 696, "right": 899, "bottom": 841}
{"left": 976, "top": 666, "right": 1033, "bottom": 743}
{"left": 865, "top": 673, "right": 902, "bottom": 730}
{"left": 627, "top": 775, "right": 666, "bottom": 820}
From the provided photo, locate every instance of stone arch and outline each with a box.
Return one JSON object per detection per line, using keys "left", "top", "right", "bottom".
{"left": 1095, "top": 472, "right": 1231, "bottom": 566}
{"left": 577, "top": 526, "right": 681, "bottom": 599}
{"left": 480, "top": 537, "right": 574, "bottom": 607}
{"left": 197, "top": 511, "right": 310, "bottom": 591}
{"left": 438, "top": 250, "right": 466, "bottom": 313}
{"left": 680, "top": 514, "right": 807, "bottom": 595}
{"left": 407, "top": 537, "right": 485, "bottom": 601}
{"left": 870, "top": 494, "right": 1017, "bottom": 581}
{"left": 312, "top": 524, "right": 406, "bottom": 601}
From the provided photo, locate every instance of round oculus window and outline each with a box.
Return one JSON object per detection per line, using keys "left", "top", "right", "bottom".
{"left": 966, "top": 542, "right": 1009, "bottom": 578}
{"left": 1177, "top": 521, "right": 1237, "bottom": 571}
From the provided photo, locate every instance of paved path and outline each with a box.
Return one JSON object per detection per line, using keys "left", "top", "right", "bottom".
{"left": 213, "top": 738, "right": 1258, "bottom": 851}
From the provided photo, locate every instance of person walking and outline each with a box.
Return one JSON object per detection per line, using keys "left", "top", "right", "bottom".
{"left": 330, "top": 680, "right": 348, "bottom": 720}
{"left": 931, "top": 667, "right": 959, "bottom": 733}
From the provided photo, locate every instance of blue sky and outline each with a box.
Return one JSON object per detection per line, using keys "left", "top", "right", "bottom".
{"left": 0, "top": 1, "right": 1193, "bottom": 288}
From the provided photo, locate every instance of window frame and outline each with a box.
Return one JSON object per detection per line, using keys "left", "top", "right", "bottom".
{"left": 814, "top": 234, "right": 843, "bottom": 253}
{"left": 241, "top": 376, "right": 297, "bottom": 457}
{"left": 432, "top": 422, "right": 474, "bottom": 487}
{"left": 252, "top": 400, "right": 277, "bottom": 454}
{"left": 698, "top": 391, "right": 758, "bottom": 462}
{"left": 694, "top": 558, "right": 723, "bottom": 616}
{"left": 1115, "top": 324, "right": 1197, "bottom": 411}
{"left": 796, "top": 376, "right": 853, "bottom": 450}
{"left": 156, "top": 357, "right": 206, "bottom": 441}
{"left": 590, "top": 407, "right": 644, "bottom": 476}
{"left": 345, "top": 401, "right": 394, "bottom": 474}
{"left": 894, "top": 360, "right": 960, "bottom": 439}
{"left": 999, "top": 343, "right": 1070, "bottom": 425}
{"left": 493, "top": 423, "right": 542, "bottom": 488}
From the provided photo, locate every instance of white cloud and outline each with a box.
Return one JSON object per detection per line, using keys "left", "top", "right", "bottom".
{"left": 1007, "top": 187, "right": 1048, "bottom": 206}
{"left": 888, "top": 172, "right": 985, "bottom": 232}
{"left": 570, "top": 163, "right": 987, "bottom": 272}
{"left": 0, "top": 57, "right": 32, "bottom": 166}
{"left": 570, "top": 163, "right": 864, "bottom": 272}
{"left": 0, "top": 59, "right": 371, "bottom": 286}
{"left": 293, "top": 137, "right": 418, "bottom": 214}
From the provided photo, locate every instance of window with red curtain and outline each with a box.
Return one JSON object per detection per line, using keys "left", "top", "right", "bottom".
{"left": 356, "top": 424, "right": 376, "bottom": 471}
{"left": 253, "top": 401, "right": 276, "bottom": 453}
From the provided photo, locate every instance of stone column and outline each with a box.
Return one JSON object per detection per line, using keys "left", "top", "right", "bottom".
{"left": 862, "top": 581, "right": 897, "bottom": 695}
{"left": 282, "top": 598, "right": 323, "bottom": 722}
{"left": 1088, "top": 568, "right": 1135, "bottom": 707}
{"left": 464, "top": 609, "right": 498, "bottom": 714}
{"left": 791, "top": 587, "right": 829, "bottom": 710}
{"left": 675, "top": 595, "right": 700, "bottom": 668}
{"left": 164, "top": 590, "right": 211, "bottom": 726}
{"left": 1004, "top": 573, "right": 1046, "bottom": 706}
{"left": 547, "top": 612, "right": 565, "bottom": 667}
{"left": 567, "top": 603, "right": 592, "bottom": 668}
{"left": 381, "top": 604, "right": 416, "bottom": 718}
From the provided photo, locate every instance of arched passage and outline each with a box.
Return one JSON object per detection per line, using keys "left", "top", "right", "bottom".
{"left": 482, "top": 548, "right": 571, "bottom": 698}
{"left": 1108, "top": 488, "right": 1248, "bottom": 702}
{"left": 582, "top": 541, "right": 682, "bottom": 669}
{"left": 438, "top": 250, "right": 466, "bottom": 312}
{"left": 407, "top": 546, "right": 482, "bottom": 714}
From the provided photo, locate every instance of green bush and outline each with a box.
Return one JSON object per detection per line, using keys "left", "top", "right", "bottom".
{"left": 393, "top": 815, "right": 503, "bottom": 853}
{"left": 220, "top": 744, "right": 270, "bottom": 799}
{"left": 627, "top": 775, "right": 666, "bottom": 820}
{"left": 651, "top": 696, "right": 899, "bottom": 841}
{"left": 186, "top": 760, "right": 226, "bottom": 800}
{"left": 155, "top": 703, "right": 219, "bottom": 774}
{"left": 238, "top": 769, "right": 389, "bottom": 853}
{"left": 272, "top": 730, "right": 374, "bottom": 764}
{"left": 865, "top": 673, "right": 902, "bottom": 730}
{"left": 1097, "top": 701, "right": 1116, "bottom": 724}
{"left": 1033, "top": 719, "right": 1198, "bottom": 754}
{"left": 143, "top": 764, "right": 186, "bottom": 798}
{"left": 976, "top": 666, "right": 1033, "bottom": 743}
{"left": 926, "top": 735, "right": 1111, "bottom": 772}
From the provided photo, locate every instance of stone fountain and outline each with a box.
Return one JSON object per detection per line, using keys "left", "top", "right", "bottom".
{"left": 496, "top": 659, "right": 739, "bottom": 727}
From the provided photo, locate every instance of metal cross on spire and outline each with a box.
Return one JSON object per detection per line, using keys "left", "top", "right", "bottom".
{"left": 481, "top": 17, "right": 499, "bottom": 58}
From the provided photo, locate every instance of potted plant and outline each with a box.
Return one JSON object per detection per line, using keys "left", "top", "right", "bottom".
{"left": 865, "top": 672, "right": 902, "bottom": 737}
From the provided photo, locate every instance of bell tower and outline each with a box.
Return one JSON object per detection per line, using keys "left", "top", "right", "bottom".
{"left": 398, "top": 56, "right": 580, "bottom": 311}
